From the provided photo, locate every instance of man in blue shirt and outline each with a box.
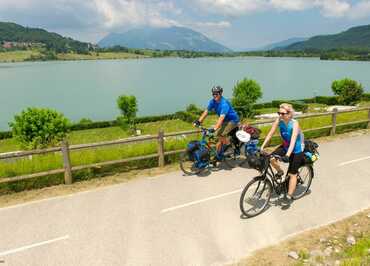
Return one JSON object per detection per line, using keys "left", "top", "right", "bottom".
{"left": 194, "top": 86, "right": 240, "bottom": 159}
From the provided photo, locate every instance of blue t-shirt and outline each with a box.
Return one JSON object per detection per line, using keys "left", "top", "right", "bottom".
{"left": 207, "top": 96, "right": 240, "bottom": 124}
{"left": 279, "top": 119, "right": 304, "bottom": 154}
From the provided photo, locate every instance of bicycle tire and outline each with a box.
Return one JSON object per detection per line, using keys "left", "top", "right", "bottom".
{"left": 240, "top": 177, "right": 272, "bottom": 218}
{"left": 179, "top": 152, "right": 204, "bottom": 175}
{"left": 222, "top": 144, "right": 240, "bottom": 168}
{"left": 292, "top": 164, "right": 313, "bottom": 199}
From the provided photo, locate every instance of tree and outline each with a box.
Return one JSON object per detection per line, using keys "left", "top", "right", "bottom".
{"left": 117, "top": 95, "right": 138, "bottom": 130}
{"left": 331, "top": 78, "right": 364, "bottom": 105}
{"left": 9, "top": 107, "right": 70, "bottom": 149}
{"left": 186, "top": 104, "right": 202, "bottom": 114}
{"left": 232, "top": 78, "right": 263, "bottom": 118}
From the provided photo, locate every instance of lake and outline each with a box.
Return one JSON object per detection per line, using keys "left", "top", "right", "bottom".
{"left": 1, "top": 57, "right": 370, "bottom": 130}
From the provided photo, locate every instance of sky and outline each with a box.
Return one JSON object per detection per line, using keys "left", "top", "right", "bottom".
{"left": 1, "top": 0, "right": 370, "bottom": 50}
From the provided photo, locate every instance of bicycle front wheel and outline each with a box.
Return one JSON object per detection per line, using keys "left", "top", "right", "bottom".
{"left": 179, "top": 152, "right": 204, "bottom": 175}
{"left": 292, "top": 164, "right": 313, "bottom": 199}
{"left": 240, "top": 177, "right": 272, "bottom": 218}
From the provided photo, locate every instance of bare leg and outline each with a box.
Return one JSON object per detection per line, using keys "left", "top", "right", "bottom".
{"left": 216, "top": 136, "right": 229, "bottom": 153}
{"left": 288, "top": 174, "right": 297, "bottom": 196}
{"left": 270, "top": 158, "right": 283, "bottom": 173}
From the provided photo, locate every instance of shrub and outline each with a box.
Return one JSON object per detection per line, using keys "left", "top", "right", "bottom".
{"left": 331, "top": 78, "right": 364, "bottom": 105}
{"left": 9, "top": 107, "right": 70, "bottom": 149}
{"left": 315, "top": 96, "right": 339, "bottom": 105}
{"left": 186, "top": 104, "right": 203, "bottom": 115}
{"left": 174, "top": 111, "right": 198, "bottom": 123}
{"left": 117, "top": 95, "right": 138, "bottom": 130}
{"left": 271, "top": 100, "right": 308, "bottom": 113}
{"left": 362, "top": 93, "right": 370, "bottom": 101}
{"left": 232, "top": 78, "right": 263, "bottom": 118}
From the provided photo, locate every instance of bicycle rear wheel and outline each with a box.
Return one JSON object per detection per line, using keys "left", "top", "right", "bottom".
{"left": 292, "top": 164, "right": 313, "bottom": 199}
{"left": 179, "top": 152, "right": 204, "bottom": 175}
{"left": 223, "top": 144, "right": 242, "bottom": 168}
{"left": 240, "top": 177, "right": 272, "bottom": 218}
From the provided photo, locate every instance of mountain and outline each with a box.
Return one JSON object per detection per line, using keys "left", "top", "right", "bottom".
{"left": 0, "top": 22, "right": 91, "bottom": 53}
{"left": 263, "top": 37, "right": 308, "bottom": 50}
{"left": 98, "top": 26, "right": 232, "bottom": 53}
{"left": 285, "top": 24, "right": 370, "bottom": 51}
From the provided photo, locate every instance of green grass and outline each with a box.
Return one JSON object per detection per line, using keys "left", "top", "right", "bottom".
{"left": 0, "top": 107, "right": 368, "bottom": 193}
{"left": 57, "top": 52, "right": 147, "bottom": 61}
{"left": 0, "top": 50, "right": 41, "bottom": 62}
{"left": 341, "top": 235, "right": 370, "bottom": 266}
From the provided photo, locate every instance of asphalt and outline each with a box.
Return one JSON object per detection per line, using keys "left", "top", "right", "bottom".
{"left": 0, "top": 134, "right": 369, "bottom": 266}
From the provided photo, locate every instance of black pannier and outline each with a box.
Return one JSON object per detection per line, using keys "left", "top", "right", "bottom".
{"left": 304, "top": 140, "right": 319, "bottom": 154}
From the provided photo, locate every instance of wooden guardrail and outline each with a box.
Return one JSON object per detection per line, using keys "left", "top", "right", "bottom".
{"left": 1, "top": 107, "right": 369, "bottom": 185}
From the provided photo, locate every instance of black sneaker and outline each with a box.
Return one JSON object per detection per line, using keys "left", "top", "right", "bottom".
{"left": 281, "top": 194, "right": 294, "bottom": 208}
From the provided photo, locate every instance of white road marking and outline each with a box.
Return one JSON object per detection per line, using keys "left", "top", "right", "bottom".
{"left": 0, "top": 235, "right": 69, "bottom": 257}
{"left": 161, "top": 189, "right": 243, "bottom": 213}
{"left": 338, "top": 156, "right": 370, "bottom": 167}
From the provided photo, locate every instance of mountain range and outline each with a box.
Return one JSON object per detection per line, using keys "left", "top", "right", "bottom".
{"left": 98, "top": 26, "right": 232, "bottom": 53}
{"left": 0, "top": 22, "right": 90, "bottom": 53}
{"left": 285, "top": 24, "right": 370, "bottom": 51}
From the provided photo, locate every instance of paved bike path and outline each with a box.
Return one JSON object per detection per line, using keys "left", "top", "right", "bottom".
{"left": 0, "top": 134, "right": 369, "bottom": 266}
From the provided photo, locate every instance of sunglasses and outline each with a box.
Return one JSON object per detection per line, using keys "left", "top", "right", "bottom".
{"left": 277, "top": 111, "right": 289, "bottom": 115}
{"left": 212, "top": 93, "right": 220, "bottom": 96}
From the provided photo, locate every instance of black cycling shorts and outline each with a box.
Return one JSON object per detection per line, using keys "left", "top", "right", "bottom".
{"left": 272, "top": 145, "right": 305, "bottom": 175}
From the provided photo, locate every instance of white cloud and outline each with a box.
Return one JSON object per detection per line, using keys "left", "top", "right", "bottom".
{"left": 193, "top": 0, "right": 370, "bottom": 19}
{"left": 0, "top": 0, "right": 182, "bottom": 31}
{"left": 195, "top": 21, "right": 232, "bottom": 29}
{"left": 349, "top": 1, "right": 370, "bottom": 19}
{"left": 193, "top": 0, "right": 268, "bottom": 16}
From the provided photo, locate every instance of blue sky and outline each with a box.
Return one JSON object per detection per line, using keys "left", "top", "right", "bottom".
{"left": 1, "top": 0, "right": 370, "bottom": 50}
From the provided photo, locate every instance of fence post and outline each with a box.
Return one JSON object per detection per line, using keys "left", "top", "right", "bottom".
{"left": 158, "top": 130, "right": 165, "bottom": 168}
{"left": 368, "top": 108, "right": 370, "bottom": 129}
{"left": 331, "top": 108, "right": 338, "bottom": 136}
{"left": 61, "top": 139, "right": 73, "bottom": 184}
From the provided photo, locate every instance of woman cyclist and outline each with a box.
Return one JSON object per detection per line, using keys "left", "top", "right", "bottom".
{"left": 260, "top": 103, "right": 305, "bottom": 205}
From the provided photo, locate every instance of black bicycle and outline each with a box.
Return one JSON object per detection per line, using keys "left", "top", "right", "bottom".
{"left": 239, "top": 153, "right": 314, "bottom": 218}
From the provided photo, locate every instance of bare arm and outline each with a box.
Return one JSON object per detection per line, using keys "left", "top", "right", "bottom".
{"left": 261, "top": 118, "right": 279, "bottom": 150}
{"left": 286, "top": 121, "right": 300, "bottom": 157}
{"left": 214, "top": 115, "right": 225, "bottom": 130}
{"left": 198, "top": 110, "right": 208, "bottom": 123}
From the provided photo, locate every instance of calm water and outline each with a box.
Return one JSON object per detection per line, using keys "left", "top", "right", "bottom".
{"left": 1, "top": 57, "right": 370, "bottom": 130}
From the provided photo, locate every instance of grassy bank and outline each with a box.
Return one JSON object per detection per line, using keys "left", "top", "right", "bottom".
{"left": 236, "top": 208, "right": 370, "bottom": 266}
{"left": 0, "top": 50, "right": 41, "bottom": 62}
{"left": 0, "top": 105, "right": 369, "bottom": 193}
{"left": 56, "top": 52, "right": 147, "bottom": 60}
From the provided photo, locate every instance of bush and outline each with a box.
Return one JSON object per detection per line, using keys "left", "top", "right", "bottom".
{"left": 117, "top": 95, "right": 138, "bottom": 130}
{"left": 232, "top": 78, "right": 263, "bottom": 118}
{"left": 135, "top": 114, "right": 176, "bottom": 123}
{"left": 0, "top": 131, "right": 12, "bottom": 140}
{"left": 362, "top": 93, "right": 370, "bottom": 101}
{"left": 186, "top": 104, "right": 203, "bottom": 115}
{"left": 314, "top": 96, "right": 339, "bottom": 105}
{"left": 9, "top": 107, "right": 70, "bottom": 149}
{"left": 69, "top": 120, "right": 117, "bottom": 131}
{"left": 271, "top": 100, "right": 308, "bottom": 113}
{"left": 174, "top": 111, "right": 198, "bottom": 123}
{"left": 332, "top": 78, "right": 364, "bottom": 105}
{"left": 79, "top": 118, "right": 93, "bottom": 125}
{"left": 253, "top": 102, "right": 273, "bottom": 109}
